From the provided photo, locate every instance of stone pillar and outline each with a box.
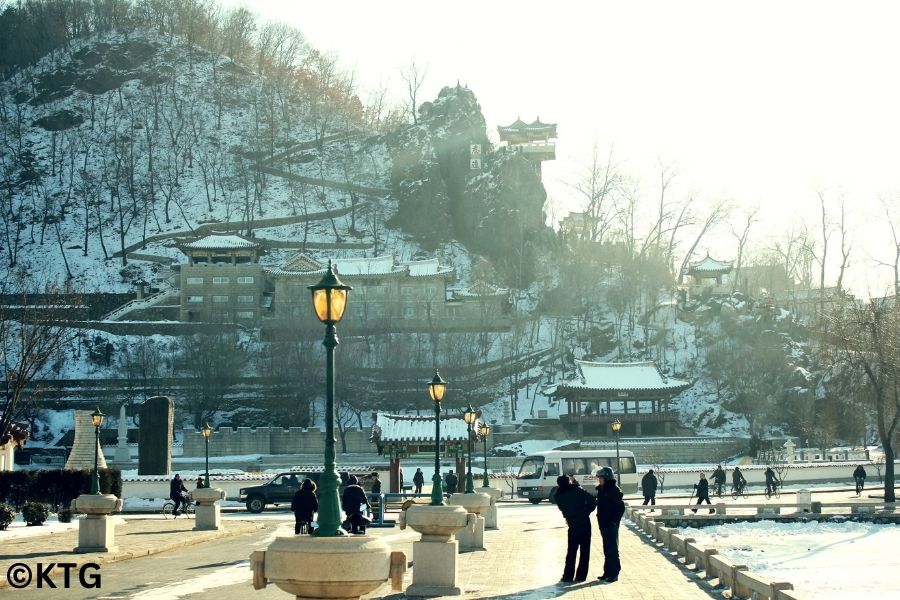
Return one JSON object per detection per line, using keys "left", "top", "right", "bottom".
{"left": 481, "top": 487, "right": 501, "bottom": 530}
{"left": 449, "top": 492, "right": 490, "bottom": 551}
{"left": 502, "top": 399, "right": 511, "bottom": 425}
{"left": 114, "top": 404, "right": 130, "bottom": 464}
{"left": 193, "top": 487, "right": 226, "bottom": 531}
{"left": 635, "top": 422, "right": 642, "bottom": 437}
{"left": 784, "top": 439, "right": 796, "bottom": 463}
{"left": 73, "top": 494, "right": 123, "bottom": 553}
{"left": 0, "top": 443, "right": 14, "bottom": 472}
{"left": 65, "top": 411, "right": 108, "bottom": 470}
{"left": 401, "top": 504, "right": 470, "bottom": 596}
{"left": 138, "top": 396, "right": 173, "bottom": 476}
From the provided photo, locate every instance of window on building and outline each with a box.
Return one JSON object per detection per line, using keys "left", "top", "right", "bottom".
{"left": 212, "top": 276, "right": 230, "bottom": 284}
{"left": 212, "top": 295, "right": 229, "bottom": 303}
{"left": 237, "top": 276, "right": 254, "bottom": 284}
{"left": 187, "top": 295, "right": 204, "bottom": 303}
{"left": 237, "top": 295, "right": 254, "bottom": 303}
{"left": 401, "top": 286, "right": 414, "bottom": 296}
{"left": 446, "top": 305, "right": 460, "bottom": 318}
{"left": 403, "top": 306, "right": 415, "bottom": 318}
{"left": 186, "top": 277, "right": 203, "bottom": 285}
{"left": 426, "top": 285, "right": 437, "bottom": 296}
{"left": 236, "top": 311, "right": 255, "bottom": 319}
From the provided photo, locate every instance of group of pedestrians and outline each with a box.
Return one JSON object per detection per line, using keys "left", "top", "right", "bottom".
{"left": 554, "top": 467, "right": 625, "bottom": 585}
{"left": 289, "top": 472, "right": 381, "bottom": 535}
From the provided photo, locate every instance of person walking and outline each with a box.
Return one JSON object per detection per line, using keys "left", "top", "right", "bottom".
{"left": 554, "top": 475, "right": 597, "bottom": 583}
{"left": 712, "top": 464, "right": 726, "bottom": 497}
{"left": 641, "top": 469, "right": 658, "bottom": 510}
{"left": 413, "top": 468, "right": 425, "bottom": 494}
{"left": 341, "top": 475, "right": 371, "bottom": 534}
{"left": 764, "top": 466, "right": 778, "bottom": 497}
{"left": 692, "top": 473, "right": 714, "bottom": 514}
{"left": 595, "top": 467, "right": 625, "bottom": 583}
{"left": 853, "top": 465, "right": 867, "bottom": 496}
{"left": 732, "top": 466, "right": 747, "bottom": 495}
{"left": 169, "top": 474, "right": 189, "bottom": 517}
{"left": 292, "top": 478, "right": 318, "bottom": 534}
{"left": 369, "top": 472, "right": 382, "bottom": 494}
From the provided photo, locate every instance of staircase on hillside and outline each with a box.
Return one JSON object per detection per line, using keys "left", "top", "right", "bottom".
{"left": 102, "top": 281, "right": 178, "bottom": 321}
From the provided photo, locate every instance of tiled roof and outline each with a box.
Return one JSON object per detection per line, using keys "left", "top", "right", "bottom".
{"left": 400, "top": 258, "right": 454, "bottom": 277}
{"left": 371, "top": 413, "right": 472, "bottom": 443}
{"left": 689, "top": 255, "right": 733, "bottom": 274}
{"left": 558, "top": 360, "right": 691, "bottom": 393}
{"left": 182, "top": 233, "right": 259, "bottom": 250}
{"left": 273, "top": 253, "right": 454, "bottom": 279}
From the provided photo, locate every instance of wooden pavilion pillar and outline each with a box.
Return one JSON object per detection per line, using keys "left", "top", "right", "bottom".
{"left": 389, "top": 457, "right": 401, "bottom": 493}
{"left": 455, "top": 456, "right": 465, "bottom": 493}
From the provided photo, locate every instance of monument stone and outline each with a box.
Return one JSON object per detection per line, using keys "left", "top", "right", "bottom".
{"left": 64, "top": 410, "right": 108, "bottom": 470}
{"left": 138, "top": 396, "right": 173, "bottom": 475}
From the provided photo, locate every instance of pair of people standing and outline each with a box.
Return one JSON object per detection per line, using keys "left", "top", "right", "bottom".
{"left": 555, "top": 467, "right": 625, "bottom": 584}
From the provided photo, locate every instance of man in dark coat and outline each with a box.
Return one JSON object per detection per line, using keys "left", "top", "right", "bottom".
{"left": 292, "top": 478, "right": 318, "bottom": 534}
{"left": 169, "top": 474, "right": 189, "bottom": 517}
{"left": 692, "top": 473, "right": 714, "bottom": 514}
{"left": 732, "top": 466, "right": 746, "bottom": 494}
{"left": 853, "top": 465, "right": 867, "bottom": 496}
{"left": 712, "top": 465, "right": 726, "bottom": 497}
{"left": 641, "top": 469, "right": 658, "bottom": 509}
{"left": 554, "top": 475, "right": 597, "bottom": 583}
{"left": 595, "top": 467, "right": 625, "bottom": 582}
{"left": 413, "top": 468, "right": 425, "bottom": 494}
{"left": 341, "top": 475, "right": 371, "bottom": 534}
{"left": 764, "top": 467, "right": 778, "bottom": 496}
{"left": 445, "top": 471, "right": 459, "bottom": 495}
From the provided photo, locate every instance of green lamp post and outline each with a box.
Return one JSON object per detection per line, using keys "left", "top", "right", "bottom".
{"left": 479, "top": 421, "right": 491, "bottom": 488}
{"left": 428, "top": 370, "right": 447, "bottom": 506}
{"left": 463, "top": 403, "right": 477, "bottom": 493}
{"left": 201, "top": 423, "right": 213, "bottom": 489}
{"left": 90, "top": 407, "right": 104, "bottom": 494}
{"left": 308, "top": 261, "right": 352, "bottom": 537}
{"left": 611, "top": 417, "right": 622, "bottom": 476}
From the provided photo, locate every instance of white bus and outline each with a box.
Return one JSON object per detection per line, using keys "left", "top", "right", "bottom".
{"left": 516, "top": 449, "right": 639, "bottom": 503}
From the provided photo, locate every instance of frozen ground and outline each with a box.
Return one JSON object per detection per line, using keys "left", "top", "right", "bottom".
{"left": 680, "top": 520, "right": 900, "bottom": 599}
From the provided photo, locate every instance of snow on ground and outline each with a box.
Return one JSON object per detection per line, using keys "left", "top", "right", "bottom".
{"left": 680, "top": 520, "right": 900, "bottom": 599}
{"left": 1, "top": 515, "right": 77, "bottom": 539}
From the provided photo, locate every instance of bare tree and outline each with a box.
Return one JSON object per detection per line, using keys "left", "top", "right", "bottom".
{"left": 400, "top": 60, "right": 427, "bottom": 125}
{"left": 730, "top": 206, "right": 758, "bottom": 293}
{"left": 569, "top": 143, "right": 620, "bottom": 244}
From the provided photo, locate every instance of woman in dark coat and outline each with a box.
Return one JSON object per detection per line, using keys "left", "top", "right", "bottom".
{"left": 692, "top": 473, "right": 714, "bottom": 514}
{"left": 291, "top": 479, "right": 318, "bottom": 534}
{"left": 341, "top": 475, "right": 371, "bottom": 534}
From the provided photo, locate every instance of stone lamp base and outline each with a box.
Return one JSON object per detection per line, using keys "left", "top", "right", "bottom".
{"left": 250, "top": 534, "right": 404, "bottom": 600}
{"left": 192, "top": 487, "right": 226, "bottom": 531}
{"left": 402, "top": 504, "right": 471, "bottom": 597}
{"left": 481, "top": 487, "right": 502, "bottom": 530}
{"left": 449, "top": 492, "right": 491, "bottom": 551}
{"left": 72, "top": 494, "right": 123, "bottom": 553}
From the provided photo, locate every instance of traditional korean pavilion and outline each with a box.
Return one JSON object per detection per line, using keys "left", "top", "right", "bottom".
{"left": 497, "top": 117, "right": 557, "bottom": 175}
{"left": 370, "top": 413, "right": 477, "bottom": 493}
{"left": 547, "top": 360, "right": 692, "bottom": 437}
{"left": 687, "top": 253, "right": 734, "bottom": 297}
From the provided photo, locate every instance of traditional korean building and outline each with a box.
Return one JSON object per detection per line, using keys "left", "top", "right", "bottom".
{"left": 370, "top": 413, "right": 483, "bottom": 493}
{"left": 497, "top": 116, "right": 557, "bottom": 176}
{"left": 547, "top": 360, "right": 692, "bottom": 437}
{"left": 177, "top": 232, "right": 266, "bottom": 324}
{"left": 687, "top": 253, "right": 734, "bottom": 298}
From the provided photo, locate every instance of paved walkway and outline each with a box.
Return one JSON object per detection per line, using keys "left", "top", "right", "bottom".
{"left": 0, "top": 516, "right": 262, "bottom": 590}
{"left": 371, "top": 503, "right": 713, "bottom": 599}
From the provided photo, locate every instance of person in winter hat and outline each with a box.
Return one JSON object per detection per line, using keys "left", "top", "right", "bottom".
{"left": 595, "top": 467, "right": 625, "bottom": 582}
{"left": 641, "top": 469, "right": 658, "bottom": 509}
{"left": 413, "top": 468, "right": 425, "bottom": 494}
{"left": 692, "top": 473, "right": 714, "bottom": 514}
{"left": 853, "top": 465, "right": 867, "bottom": 496}
{"left": 555, "top": 475, "right": 597, "bottom": 583}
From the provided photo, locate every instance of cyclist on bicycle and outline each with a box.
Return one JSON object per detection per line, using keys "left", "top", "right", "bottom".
{"left": 169, "top": 474, "right": 189, "bottom": 517}
{"left": 712, "top": 465, "right": 726, "bottom": 497}
{"left": 764, "top": 466, "right": 778, "bottom": 497}
{"left": 853, "top": 465, "right": 867, "bottom": 496}
{"left": 732, "top": 466, "right": 747, "bottom": 495}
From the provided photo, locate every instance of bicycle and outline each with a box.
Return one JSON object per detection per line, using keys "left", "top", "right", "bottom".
{"left": 714, "top": 482, "right": 725, "bottom": 499}
{"left": 764, "top": 482, "right": 781, "bottom": 500}
{"left": 162, "top": 497, "right": 195, "bottom": 519}
{"left": 730, "top": 483, "right": 749, "bottom": 499}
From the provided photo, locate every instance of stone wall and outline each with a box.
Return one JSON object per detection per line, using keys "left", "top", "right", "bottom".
{"left": 182, "top": 426, "right": 373, "bottom": 457}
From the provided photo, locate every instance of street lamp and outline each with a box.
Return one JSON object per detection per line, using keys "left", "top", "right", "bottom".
{"left": 201, "top": 423, "right": 213, "bottom": 489}
{"left": 308, "top": 260, "right": 352, "bottom": 537}
{"left": 428, "top": 370, "right": 447, "bottom": 506}
{"left": 479, "top": 421, "right": 491, "bottom": 488}
{"left": 90, "top": 407, "right": 104, "bottom": 494}
{"left": 611, "top": 418, "right": 622, "bottom": 476}
{"left": 463, "top": 403, "right": 478, "bottom": 493}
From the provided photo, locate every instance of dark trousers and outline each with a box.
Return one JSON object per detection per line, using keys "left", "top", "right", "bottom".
{"left": 563, "top": 521, "right": 591, "bottom": 581}
{"left": 172, "top": 496, "right": 185, "bottom": 515}
{"left": 598, "top": 521, "right": 621, "bottom": 577}
{"left": 692, "top": 495, "right": 713, "bottom": 513}
{"left": 295, "top": 515, "right": 313, "bottom": 534}
{"left": 414, "top": 484, "right": 423, "bottom": 494}
{"left": 642, "top": 495, "right": 656, "bottom": 506}
{"left": 855, "top": 477, "right": 865, "bottom": 494}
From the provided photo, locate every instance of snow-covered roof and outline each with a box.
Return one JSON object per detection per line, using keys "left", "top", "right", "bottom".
{"left": 371, "top": 413, "right": 471, "bottom": 443}
{"left": 400, "top": 258, "right": 454, "bottom": 277}
{"left": 498, "top": 117, "right": 557, "bottom": 137}
{"left": 689, "top": 255, "right": 733, "bottom": 275}
{"left": 557, "top": 360, "right": 691, "bottom": 393}
{"left": 181, "top": 233, "right": 259, "bottom": 250}
{"left": 272, "top": 253, "right": 454, "bottom": 279}
{"left": 449, "top": 282, "right": 509, "bottom": 298}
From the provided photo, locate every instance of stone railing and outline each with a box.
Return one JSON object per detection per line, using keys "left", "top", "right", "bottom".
{"left": 627, "top": 500, "right": 898, "bottom": 523}
{"left": 102, "top": 283, "right": 175, "bottom": 321}
{"left": 628, "top": 508, "right": 803, "bottom": 600}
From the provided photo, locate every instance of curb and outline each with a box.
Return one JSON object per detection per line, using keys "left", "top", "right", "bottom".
{"left": 0, "top": 521, "right": 264, "bottom": 590}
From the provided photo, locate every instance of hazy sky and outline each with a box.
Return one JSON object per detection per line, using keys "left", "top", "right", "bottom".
{"left": 223, "top": 1, "right": 900, "bottom": 296}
